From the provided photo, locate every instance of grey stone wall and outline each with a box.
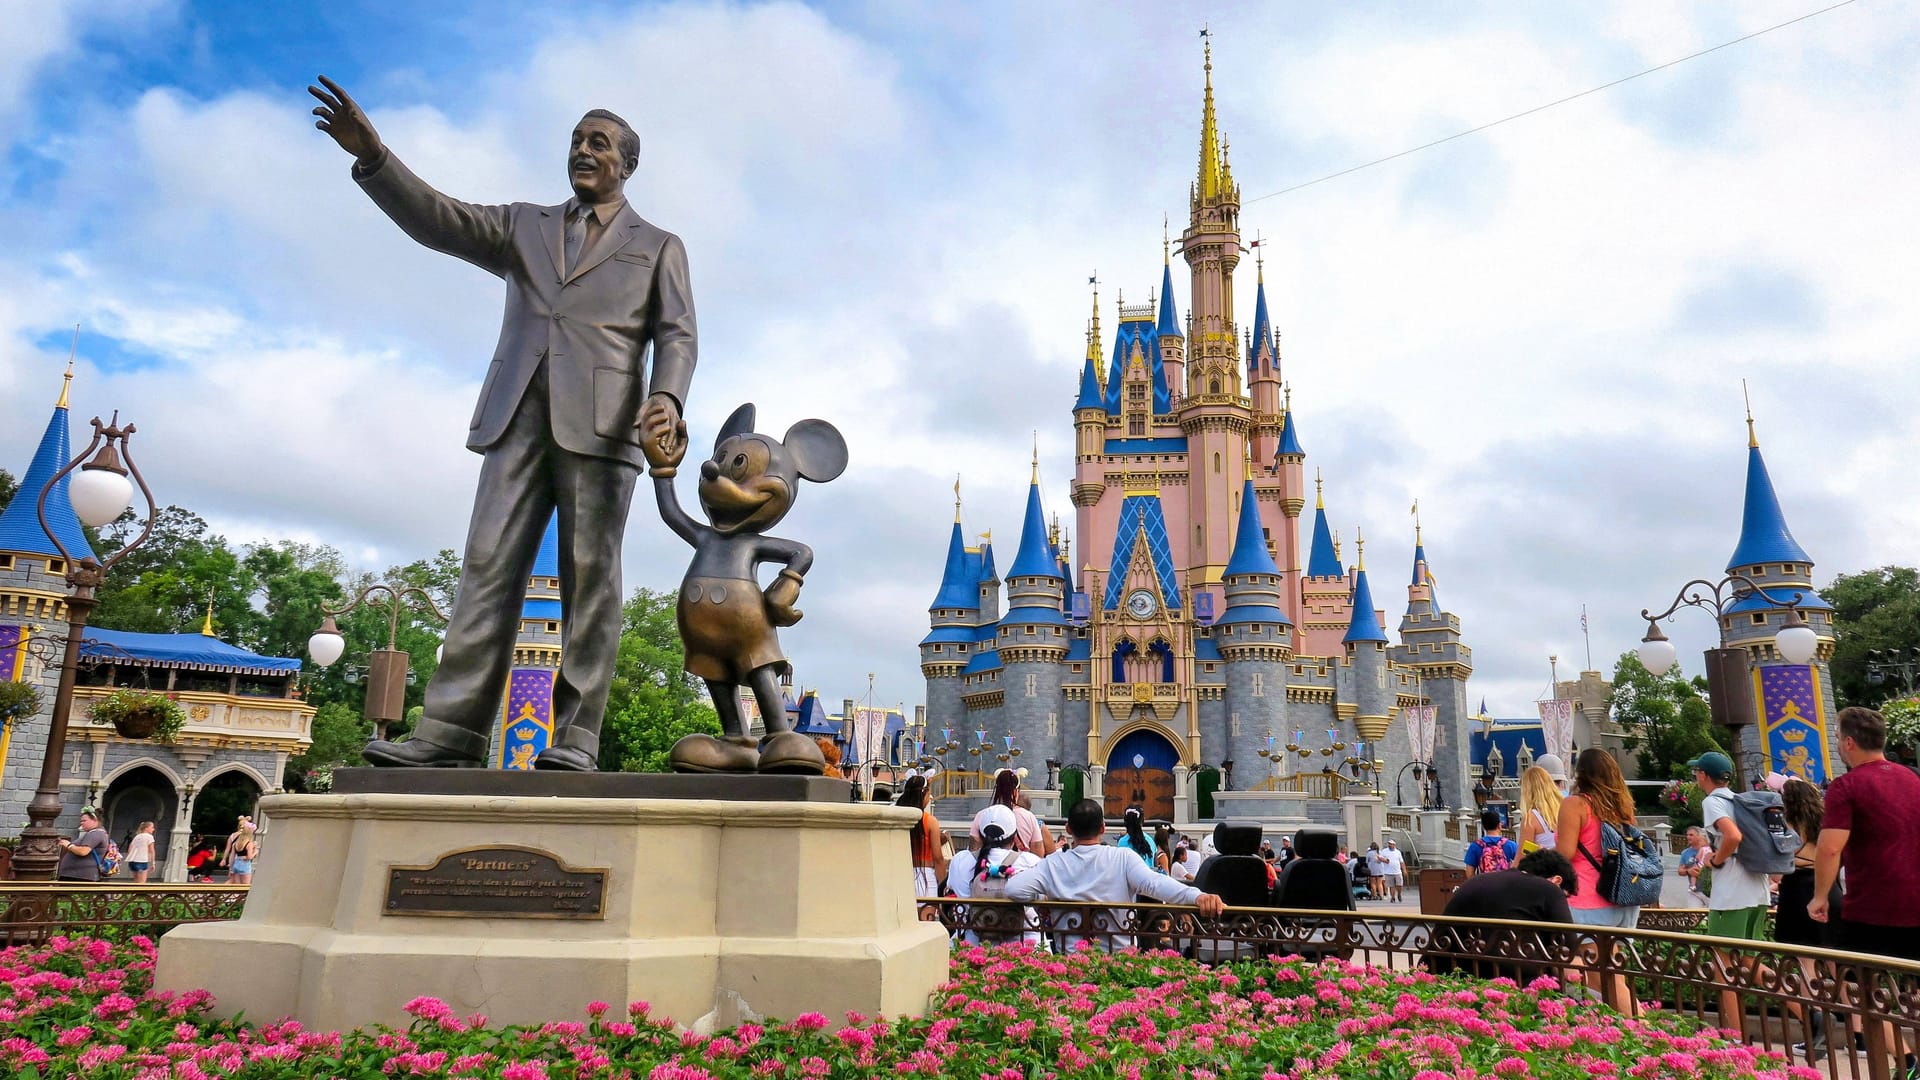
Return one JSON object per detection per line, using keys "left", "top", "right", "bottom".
{"left": 998, "top": 659, "right": 1066, "bottom": 766}
{"left": 1222, "top": 658, "right": 1286, "bottom": 784}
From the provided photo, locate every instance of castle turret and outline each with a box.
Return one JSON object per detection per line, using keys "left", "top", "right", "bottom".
{"left": 1299, "top": 471, "right": 1354, "bottom": 658}
{"left": 1342, "top": 535, "right": 1392, "bottom": 745}
{"left": 997, "top": 465, "right": 1071, "bottom": 764}
{"left": 1390, "top": 518, "right": 1473, "bottom": 811}
{"left": 0, "top": 372, "right": 96, "bottom": 827}
{"left": 1720, "top": 413, "right": 1839, "bottom": 783}
{"left": 1247, "top": 254, "right": 1282, "bottom": 464}
{"left": 1273, "top": 387, "right": 1306, "bottom": 624}
{"left": 1217, "top": 471, "right": 1292, "bottom": 773}
{"left": 1157, "top": 243, "right": 1186, "bottom": 396}
{"left": 496, "top": 513, "right": 562, "bottom": 769}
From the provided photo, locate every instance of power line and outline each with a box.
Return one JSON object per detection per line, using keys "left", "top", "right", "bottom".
{"left": 1245, "top": 0, "right": 1860, "bottom": 204}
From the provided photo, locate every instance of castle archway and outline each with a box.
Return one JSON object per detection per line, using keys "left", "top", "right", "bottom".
{"left": 1103, "top": 727, "right": 1179, "bottom": 822}
{"left": 101, "top": 764, "right": 177, "bottom": 868}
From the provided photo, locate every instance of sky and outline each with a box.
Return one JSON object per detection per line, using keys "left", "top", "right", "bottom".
{"left": 1, "top": 0, "right": 1915, "bottom": 720}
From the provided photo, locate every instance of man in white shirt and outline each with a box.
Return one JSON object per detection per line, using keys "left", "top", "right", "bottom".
{"left": 1005, "top": 799, "right": 1225, "bottom": 951}
{"left": 1380, "top": 840, "right": 1406, "bottom": 902}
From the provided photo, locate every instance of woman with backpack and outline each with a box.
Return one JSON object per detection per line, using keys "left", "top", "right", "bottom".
{"left": 1557, "top": 749, "right": 1648, "bottom": 1014}
{"left": 971, "top": 805, "right": 1041, "bottom": 946}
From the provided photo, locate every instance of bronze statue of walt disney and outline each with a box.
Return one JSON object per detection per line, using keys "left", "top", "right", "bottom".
{"left": 640, "top": 399, "right": 847, "bottom": 774}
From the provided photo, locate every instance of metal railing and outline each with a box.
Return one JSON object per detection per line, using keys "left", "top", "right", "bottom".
{"left": 929, "top": 898, "right": 1920, "bottom": 1080}
{"left": 0, "top": 883, "right": 248, "bottom": 945}
{"left": 1251, "top": 772, "right": 1357, "bottom": 798}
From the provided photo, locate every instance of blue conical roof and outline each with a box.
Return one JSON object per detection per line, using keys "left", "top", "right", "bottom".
{"left": 1248, "top": 278, "right": 1271, "bottom": 369}
{"left": 1727, "top": 441, "right": 1811, "bottom": 571}
{"left": 1343, "top": 568, "right": 1388, "bottom": 644}
{"left": 1306, "top": 504, "right": 1342, "bottom": 578}
{"left": 0, "top": 402, "right": 95, "bottom": 560}
{"left": 1277, "top": 409, "right": 1304, "bottom": 457}
{"left": 1073, "top": 355, "right": 1103, "bottom": 411}
{"left": 1410, "top": 543, "right": 1428, "bottom": 586}
{"left": 1007, "top": 479, "right": 1061, "bottom": 580}
{"left": 532, "top": 511, "right": 560, "bottom": 579}
{"left": 1157, "top": 261, "right": 1182, "bottom": 339}
{"left": 1223, "top": 478, "right": 1279, "bottom": 577}
{"left": 930, "top": 520, "right": 975, "bottom": 609}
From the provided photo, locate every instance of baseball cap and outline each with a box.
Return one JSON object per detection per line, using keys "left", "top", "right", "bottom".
{"left": 977, "top": 804, "right": 1018, "bottom": 842}
{"left": 1533, "top": 753, "right": 1568, "bottom": 784}
{"left": 1687, "top": 751, "right": 1734, "bottom": 781}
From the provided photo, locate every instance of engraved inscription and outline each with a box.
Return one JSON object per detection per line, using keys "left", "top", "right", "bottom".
{"left": 384, "top": 846, "right": 607, "bottom": 919}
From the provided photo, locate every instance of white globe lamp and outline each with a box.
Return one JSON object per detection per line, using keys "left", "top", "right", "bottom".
{"left": 69, "top": 464, "right": 133, "bottom": 528}
{"left": 1637, "top": 622, "right": 1677, "bottom": 677}
{"left": 308, "top": 615, "right": 347, "bottom": 668}
{"left": 1776, "top": 609, "right": 1819, "bottom": 665}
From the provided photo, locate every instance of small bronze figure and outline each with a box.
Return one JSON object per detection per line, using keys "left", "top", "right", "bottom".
{"left": 642, "top": 401, "right": 847, "bottom": 774}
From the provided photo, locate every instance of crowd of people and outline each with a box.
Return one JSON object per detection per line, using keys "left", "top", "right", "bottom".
{"left": 45, "top": 810, "right": 261, "bottom": 885}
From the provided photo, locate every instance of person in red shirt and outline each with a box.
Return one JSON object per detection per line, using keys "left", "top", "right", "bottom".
{"left": 1810, "top": 707, "right": 1920, "bottom": 960}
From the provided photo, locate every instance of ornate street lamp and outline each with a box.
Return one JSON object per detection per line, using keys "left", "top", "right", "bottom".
{"left": 14, "top": 415, "right": 158, "bottom": 881}
{"left": 307, "top": 584, "right": 450, "bottom": 740}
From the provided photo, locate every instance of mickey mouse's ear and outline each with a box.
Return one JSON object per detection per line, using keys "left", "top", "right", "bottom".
{"left": 783, "top": 419, "right": 848, "bottom": 483}
{"left": 715, "top": 404, "right": 756, "bottom": 453}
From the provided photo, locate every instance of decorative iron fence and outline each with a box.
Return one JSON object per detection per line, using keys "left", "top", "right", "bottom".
{"left": 1251, "top": 772, "right": 1356, "bottom": 798}
{"left": 930, "top": 898, "right": 1920, "bottom": 1080}
{"left": 0, "top": 884, "right": 248, "bottom": 946}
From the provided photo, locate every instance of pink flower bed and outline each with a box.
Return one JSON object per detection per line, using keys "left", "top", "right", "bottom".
{"left": 0, "top": 934, "right": 1814, "bottom": 1079}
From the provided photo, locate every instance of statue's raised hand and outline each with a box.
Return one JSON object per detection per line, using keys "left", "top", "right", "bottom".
{"left": 308, "top": 75, "right": 383, "bottom": 165}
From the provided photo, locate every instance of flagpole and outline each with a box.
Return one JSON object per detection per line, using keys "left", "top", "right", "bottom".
{"left": 1581, "top": 604, "right": 1593, "bottom": 671}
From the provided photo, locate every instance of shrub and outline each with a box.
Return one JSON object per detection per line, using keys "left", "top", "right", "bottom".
{"left": 85, "top": 687, "right": 187, "bottom": 743}
{"left": 0, "top": 679, "right": 41, "bottom": 728}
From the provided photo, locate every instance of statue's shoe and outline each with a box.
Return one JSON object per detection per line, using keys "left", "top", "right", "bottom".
{"left": 363, "top": 738, "right": 483, "bottom": 768}
{"left": 670, "top": 733, "right": 760, "bottom": 774}
{"left": 533, "top": 745, "right": 597, "bottom": 771}
{"left": 757, "top": 731, "right": 827, "bottom": 775}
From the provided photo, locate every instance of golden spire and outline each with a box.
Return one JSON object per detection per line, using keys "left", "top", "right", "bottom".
{"left": 1314, "top": 466, "right": 1324, "bottom": 509}
{"left": 1031, "top": 432, "right": 1039, "bottom": 483}
{"left": 56, "top": 324, "right": 77, "bottom": 408}
{"left": 1087, "top": 273, "right": 1102, "bottom": 364}
{"left": 954, "top": 474, "right": 962, "bottom": 524}
{"left": 1163, "top": 214, "right": 1171, "bottom": 262}
{"left": 1412, "top": 498, "right": 1422, "bottom": 545}
{"left": 1253, "top": 230, "right": 1264, "bottom": 282}
{"left": 201, "top": 595, "right": 216, "bottom": 637}
{"left": 1242, "top": 441, "right": 1254, "bottom": 482}
{"left": 1355, "top": 526, "right": 1367, "bottom": 572}
{"left": 1198, "top": 35, "right": 1221, "bottom": 202}
{"left": 1743, "top": 378, "right": 1758, "bottom": 448}
{"left": 1332, "top": 528, "right": 1342, "bottom": 563}
{"left": 1221, "top": 136, "right": 1235, "bottom": 196}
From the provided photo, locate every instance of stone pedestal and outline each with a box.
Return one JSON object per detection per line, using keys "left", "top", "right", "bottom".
{"left": 1209, "top": 789, "right": 1313, "bottom": 827}
{"left": 1341, "top": 794, "right": 1386, "bottom": 851}
{"left": 157, "top": 777, "right": 949, "bottom": 1034}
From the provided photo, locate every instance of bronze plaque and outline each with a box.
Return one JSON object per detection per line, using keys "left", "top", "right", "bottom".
{"left": 384, "top": 846, "right": 607, "bottom": 919}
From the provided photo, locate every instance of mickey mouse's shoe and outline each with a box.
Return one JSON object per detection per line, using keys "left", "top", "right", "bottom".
{"left": 757, "top": 731, "right": 827, "bottom": 775}
{"left": 670, "top": 734, "right": 760, "bottom": 773}
{"left": 533, "top": 745, "right": 597, "bottom": 771}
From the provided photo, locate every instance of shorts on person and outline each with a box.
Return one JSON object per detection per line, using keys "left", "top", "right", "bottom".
{"left": 230, "top": 857, "right": 254, "bottom": 875}
{"left": 913, "top": 866, "right": 940, "bottom": 898}
{"left": 1569, "top": 905, "right": 1640, "bottom": 928}
{"left": 1384, "top": 873, "right": 1404, "bottom": 889}
{"left": 127, "top": 862, "right": 150, "bottom": 873}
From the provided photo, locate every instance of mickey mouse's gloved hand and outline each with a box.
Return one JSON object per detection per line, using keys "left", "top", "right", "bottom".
{"left": 765, "top": 569, "right": 805, "bottom": 627}
{"left": 641, "top": 398, "right": 688, "bottom": 477}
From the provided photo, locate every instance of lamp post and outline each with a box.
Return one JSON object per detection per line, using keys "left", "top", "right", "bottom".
{"left": 1637, "top": 574, "right": 1818, "bottom": 782}
{"left": 1866, "top": 648, "right": 1920, "bottom": 695}
{"left": 307, "top": 583, "right": 450, "bottom": 741}
{"left": 14, "top": 415, "right": 158, "bottom": 881}
{"left": 1395, "top": 760, "right": 1440, "bottom": 809}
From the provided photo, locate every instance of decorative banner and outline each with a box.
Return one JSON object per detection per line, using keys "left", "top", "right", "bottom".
{"left": 1538, "top": 698, "right": 1576, "bottom": 762}
{"left": 1194, "top": 591, "right": 1215, "bottom": 625}
{"left": 850, "top": 707, "right": 889, "bottom": 766}
{"left": 1404, "top": 705, "right": 1438, "bottom": 763}
{"left": 0, "top": 626, "right": 24, "bottom": 767}
{"left": 499, "top": 668, "right": 555, "bottom": 770}
{"left": 1755, "top": 664, "right": 1833, "bottom": 785}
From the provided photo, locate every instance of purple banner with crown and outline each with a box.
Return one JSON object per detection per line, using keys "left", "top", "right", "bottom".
{"left": 499, "top": 667, "right": 554, "bottom": 770}
{"left": 1755, "top": 664, "right": 1832, "bottom": 786}
{"left": 0, "top": 626, "right": 22, "bottom": 679}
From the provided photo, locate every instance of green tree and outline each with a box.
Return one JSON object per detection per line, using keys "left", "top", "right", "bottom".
{"left": 286, "top": 701, "right": 371, "bottom": 788}
{"left": 0, "top": 467, "right": 15, "bottom": 514}
{"left": 599, "top": 586, "right": 719, "bottom": 772}
{"left": 1610, "top": 651, "right": 1727, "bottom": 804}
{"left": 1821, "top": 566, "right": 1920, "bottom": 708}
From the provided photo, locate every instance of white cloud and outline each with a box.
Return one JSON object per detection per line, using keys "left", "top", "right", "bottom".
{"left": 1, "top": 2, "right": 1916, "bottom": 721}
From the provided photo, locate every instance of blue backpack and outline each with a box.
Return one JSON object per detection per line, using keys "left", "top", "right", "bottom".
{"left": 1578, "top": 819, "right": 1663, "bottom": 907}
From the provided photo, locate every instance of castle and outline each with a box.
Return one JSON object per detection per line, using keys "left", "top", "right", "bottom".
{"left": 918, "top": 48, "right": 1475, "bottom": 825}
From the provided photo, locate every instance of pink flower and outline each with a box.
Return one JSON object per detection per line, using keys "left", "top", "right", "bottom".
{"left": 404, "top": 996, "right": 454, "bottom": 1021}
{"left": 501, "top": 1062, "right": 549, "bottom": 1080}
{"left": 1495, "top": 1057, "right": 1530, "bottom": 1076}
{"left": 791, "top": 1012, "right": 830, "bottom": 1032}
{"left": 56, "top": 1025, "right": 93, "bottom": 1047}
{"left": 585, "top": 1000, "right": 610, "bottom": 1018}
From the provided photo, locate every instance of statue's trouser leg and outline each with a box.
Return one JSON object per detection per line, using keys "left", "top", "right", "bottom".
{"left": 414, "top": 372, "right": 557, "bottom": 759}
{"left": 748, "top": 666, "right": 787, "bottom": 734}
{"left": 546, "top": 445, "right": 638, "bottom": 760}
{"left": 708, "top": 679, "right": 746, "bottom": 739}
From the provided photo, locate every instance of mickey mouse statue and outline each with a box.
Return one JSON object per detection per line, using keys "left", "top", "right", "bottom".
{"left": 641, "top": 399, "right": 848, "bottom": 774}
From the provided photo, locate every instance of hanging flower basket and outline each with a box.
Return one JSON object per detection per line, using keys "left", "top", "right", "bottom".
{"left": 0, "top": 679, "right": 41, "bottom": 730}
{"left": 87, "top": 688, "right": 187, "bottom": 743}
